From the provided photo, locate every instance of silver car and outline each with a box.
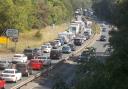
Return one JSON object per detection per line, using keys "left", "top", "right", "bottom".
{"left": 37, "top": 56, "right": 51, "bottom": 66}
{"left": 0, "top": 60, "right": 10, "bottom": 69}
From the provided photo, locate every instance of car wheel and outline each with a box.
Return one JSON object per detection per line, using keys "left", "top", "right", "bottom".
{"left": 26, "top": 72, "right": 30, "bottom": 77}
{"left": 15, "top": 78, "right": 17, "bottom": 83}
{"left": 2, "top": 87, "right": 5, "bottom": 89}
{"left": 30, "top": 70, "right": 33, "bottom": 75}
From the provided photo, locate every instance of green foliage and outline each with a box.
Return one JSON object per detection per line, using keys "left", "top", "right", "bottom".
{"left": 75, "top": 0, "right": 128, "bottom": 89}
{"left": 34, "top": 30, "right": 42, "bottom": 39}
{"left": 0, "top": 0, "right": 93, "bottom": 33}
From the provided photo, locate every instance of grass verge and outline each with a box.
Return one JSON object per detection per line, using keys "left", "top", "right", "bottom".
{"left": 1, "top": 23, "right": 67, "bottom": 53}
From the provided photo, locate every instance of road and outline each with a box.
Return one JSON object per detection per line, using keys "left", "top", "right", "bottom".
{"left": 0, "top": 23, "right": 110, "bottom": 89}
{"left": 3, "top": 31, "right": 97, "bottom": 89}
{"left": 19, "top": 25, "right": 110, "bottom": 89}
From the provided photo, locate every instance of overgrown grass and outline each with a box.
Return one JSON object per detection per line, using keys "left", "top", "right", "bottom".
{"left": 7, "top": 24, "right": 67, "bottom": 52}
{"left": 91, "top": 22, "right": 101, "bottom": 34}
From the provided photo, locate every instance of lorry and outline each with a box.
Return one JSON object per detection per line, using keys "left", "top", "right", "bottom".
{"left": 73, "top": 20, "right": 85, "bottom": 33}
{"left": 58, "top": 31, "right": 75, "bottom": 43}
{"left": 84, "top": 28, "right": 92, "bottom": 39}
{"left": 74, "top": 37, "right": 84, "bottom": 46}
{"left": 68, "top": 23, "right": 80, "bottom": 35}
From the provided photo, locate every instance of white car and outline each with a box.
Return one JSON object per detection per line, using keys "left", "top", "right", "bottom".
{"left": 45, "top": 43, "right": 52, "bottom": 48}
{"left": 12, "top": 54, "right": 28, "bottom": 63}
{"left": 54, "top": 40, "right": 61, "bottom": 47}
{"left": 41, "top": 45, "right": 51, "bottom": 53}
{"left": 1, "top": 69, "right": 22, "bottom": 82}
{"left": 37, "top": 56, "right": 51, "bottom": 65}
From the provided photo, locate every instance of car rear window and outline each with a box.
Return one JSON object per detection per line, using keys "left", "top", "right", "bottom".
{"left": 0, "top": 61, "right": 6, "bottom": 63}
{"left": 38, "top": 57, "right": 47, "bottom": 59}
{"left": 3, "top": 70, "right": 14, "bottom": 73}
{"left": 24, "top": 49, "right": 33, "bottom": 53}
{"left": 17, "top": 64, "right": 26, "bottom": 68}
{"left": 14, "top": 55, "right": 21, "bottom": 57}
{"left": 30, "top": 60, "right": 42, "bottom": 63}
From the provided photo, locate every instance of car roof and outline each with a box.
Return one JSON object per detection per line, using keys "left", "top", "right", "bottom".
{"left": 24, "top": 48, "right": 34, "bottom": 50}
{"left": 14, "top": 54, "right": 24, "bottom": 56}
{"left": 41, "top": 45, "right": 48, "bottom": 47}
{"left": 51, "top": 49, "right": 61, "bottom": 51}
{"left": 38, "top": 56, "right": 48, "bottom": 57}
{"left": 63, "top": 45, "right": 70, "bottom": 48}
{"left": 17, "top": 62, "right": 28, "bottom": 65}
{"left": 4, "top": 69, "right": 16, "bottom": 71}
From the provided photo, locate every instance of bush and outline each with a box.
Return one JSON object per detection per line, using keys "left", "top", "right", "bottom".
{"left": 34, "top": 30, "right": 42, "bottom": 39}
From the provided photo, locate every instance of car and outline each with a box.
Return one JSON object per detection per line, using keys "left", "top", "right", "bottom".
{"left": 23, "top": 48, "right": 35, "bottom": 59}
{"left": 16, "top": 63, "right": 33, "bottom": 77}
{"left": 62, "top": 45, "right": 72, "bottom": 53}
{"left": 0, "top": 60, "right": 10, "bottom": 70}
{"left": 0, "top": 77, "right": 6, "bottom": 89}
{"left": 56, "top": 38, "right": 64, "bottom": 45}
{"left": 102, "top": 27, "right": 107, "bottom": 32}
{"left": 79, "top": 35, "right": 87, "bottom": 41}
{"left": 1, "top": 69, "right": 22, "bottom": 82}
{"left": 54, "top": 40, "right": 61, "bottom": 47}
{"left": 68, "top": 43, "right": 76, "bottom": 51}
{"left": 33, "top": 47, "right": 42, "bottom": 56}
{"left": 50, "top": 49, "right": 62, "bottom": 59}
{"left": 100, "top": 35, "right": 107, "bottom": 41}
{"left": 12, "top": 54, "right": 28, "bottom": 63}
{"left": 74, "top": 37, "right": 84, "bottom": 46}
{"left": 50, "top": 41, "right": 59, "bottom": 49}
{"left": 37, "top": 56, "right": 51, "bottom": 66}
{"left": 29, "top": 59, "right": 43, "bottom": 70}
{"left": 84, "top": 31, "right": 90, "bottom": 40}
{"left": 78, "top": 50, "right": 90, "bottom": 62}
{"left": 41, "top": 45, "right": 51, "bottom": 53}
{"left": 45, "top": 43, "right": 52, "bottom": 48}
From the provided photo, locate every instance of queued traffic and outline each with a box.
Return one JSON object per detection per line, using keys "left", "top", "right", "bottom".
{"left": 0, "top": 9, "right": 109, "bottom": 89}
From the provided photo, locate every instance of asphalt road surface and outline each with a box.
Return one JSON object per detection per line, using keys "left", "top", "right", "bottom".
{"left": 19, "top": 25, "right": 111, "bottom": 89}
{"left": 3, "top": 32, "right": 95, "bottom": 89}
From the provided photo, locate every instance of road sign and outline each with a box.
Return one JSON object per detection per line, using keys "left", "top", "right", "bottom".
{"left": 6, "top": 29, "right": 19, "bottom": 37}
{"left": 0, "top": 36, "right": 10, "bottom": 44}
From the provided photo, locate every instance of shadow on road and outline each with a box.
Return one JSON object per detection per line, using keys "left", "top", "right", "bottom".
{"left": 34, "top": 60, "right": 78, "bottom": 89}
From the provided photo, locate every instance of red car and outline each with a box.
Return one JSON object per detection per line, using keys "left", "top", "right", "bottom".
{"left": 29, "top": 59, "right": 43, "bottom": 70}
{"left": 0, "top": 77, "right": 5, "bottom": 89}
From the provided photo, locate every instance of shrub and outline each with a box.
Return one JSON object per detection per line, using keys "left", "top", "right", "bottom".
{"left": 34, "top": 30, "right": 42, "bottom": 39}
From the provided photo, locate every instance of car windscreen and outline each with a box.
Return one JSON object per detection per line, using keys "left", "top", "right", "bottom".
{"left": 0, "top": 61, "right": 6, "bottom": 63}
{"left": 14, "top": 55, "right": 21, "bottom": 57}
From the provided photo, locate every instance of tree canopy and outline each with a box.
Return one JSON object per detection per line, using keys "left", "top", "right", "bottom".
{"left": 74, "top": 0, "right": 128, "bottom": 89}
{"left": 0, "top": 0, "right": 92, "bottom": 33}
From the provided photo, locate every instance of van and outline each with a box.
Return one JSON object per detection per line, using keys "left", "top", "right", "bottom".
{"left": 50, "top": 49, "right": 62, "bottom": 59}
{"left": 16, "top": 63, "right": 33, "bottom": 77}
{"left": 23, "top": 48, "right": 35, "bottom": 59}
{"left": 74, "top": 37, "right": 84, "bottom": 46}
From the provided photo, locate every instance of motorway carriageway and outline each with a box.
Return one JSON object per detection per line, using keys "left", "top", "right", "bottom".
{"left": 19, "top": 24, "right": 111, "bottom": 89}
{"left": 1, "top": 32, "right": 99, "bottom": 89}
